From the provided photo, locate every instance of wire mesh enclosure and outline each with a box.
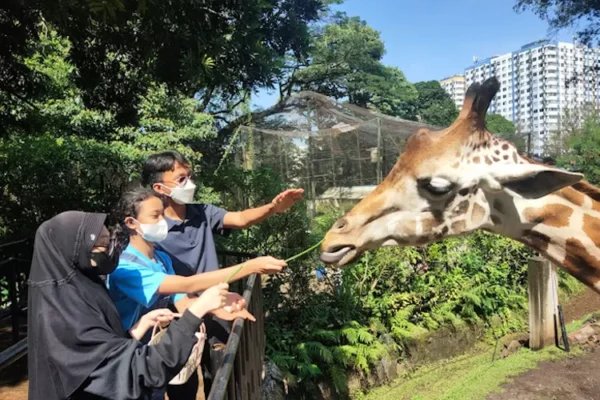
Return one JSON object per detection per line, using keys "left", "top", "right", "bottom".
{"left": 224, "top": 91, "right": 438, "bottom": 210}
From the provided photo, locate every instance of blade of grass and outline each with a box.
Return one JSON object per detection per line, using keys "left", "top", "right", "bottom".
{"left": 225, "top": 239, "right": 325, "bottom": 283}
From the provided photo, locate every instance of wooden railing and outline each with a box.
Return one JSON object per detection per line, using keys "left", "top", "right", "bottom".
{"left": 0, "top": 238, "right": 32, "bottom": 371}
{"left": 208, "top": 251, "right": 265, "bottom": 400}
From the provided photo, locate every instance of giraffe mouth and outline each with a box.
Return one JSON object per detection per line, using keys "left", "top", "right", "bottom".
{"left": 320, "top": 246, "right": 356, "bottom": 265}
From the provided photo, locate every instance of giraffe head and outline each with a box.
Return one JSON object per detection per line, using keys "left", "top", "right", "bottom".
{"left": 320, "top": 77, "right": 584, "bottom": 267}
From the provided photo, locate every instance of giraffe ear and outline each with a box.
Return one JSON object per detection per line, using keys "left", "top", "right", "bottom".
{"left": 490, "top": 164, "right": 584, "bottom": 199}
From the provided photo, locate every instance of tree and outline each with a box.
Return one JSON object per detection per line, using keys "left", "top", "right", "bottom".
{"left": 486, "top": 114, "right": 525, "bottom": 152}
{"left": 515, "top": 0, "right": 600, "bottom": 47}
{"left": 0, "top": 31, "right": 215, "bottom": 240}
{"left": 291, "top": 13, "right": 417, "bottom": 117}
{"left": 2, "top": 0, "right": 324, "bottom": 126}
{"left": 411, "top": 81, "right": 458, "bottom": 127}
{"left": 556, "top": 111, "right": 600, "bottom": 185}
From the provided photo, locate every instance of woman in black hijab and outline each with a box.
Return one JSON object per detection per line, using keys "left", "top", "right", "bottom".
{"left": 27, "top": 211, "right": 227, "bottom": 400}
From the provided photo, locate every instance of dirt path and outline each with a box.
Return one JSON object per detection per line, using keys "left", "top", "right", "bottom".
{"left": 562, "top": 287, "right": 600, "bottom": 324}
{"left": 488, "top": 287, "right": 600, "bottom": 400}
{"left": 487, "top": 347, "right": 600, "bottom": 400}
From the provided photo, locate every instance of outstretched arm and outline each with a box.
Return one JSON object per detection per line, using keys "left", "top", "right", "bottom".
{"left": 222, "top": 188, "right": 304, "bottom": 229}
{"left": 158, "top": 256, "right": 287, "bottom": 295}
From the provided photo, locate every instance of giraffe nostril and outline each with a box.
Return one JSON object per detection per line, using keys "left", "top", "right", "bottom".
{"left": 334, "top": 218, "right": 347, "bottom": 231}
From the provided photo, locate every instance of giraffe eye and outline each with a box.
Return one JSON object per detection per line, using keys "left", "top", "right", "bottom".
{"left": 419, "top": 177, "right": 454, "bottom": 196}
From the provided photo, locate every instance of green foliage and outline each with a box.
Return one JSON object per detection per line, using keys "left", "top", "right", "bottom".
{"left": 410, "top": 81, "right": 459, "bottom": 127}
{"left": 556, "top": 111, "right": 600, "bottom": 185}
{"left": 293, "top": 13, "right": 418, "bottom": 118}
{"left": 486, "top": 114, "right": 525, "bottom": 153}
{"left": 2, "top": 0, "right": 324, "bottom": 125}
{"left": 515, "top": 0, "right": 600, "bottom": 47}
{"left": 0, "top": 134, "right": 125, "bottom": 238}
{"left": 0, "top": 32, "right": 215, "bottom": 241}
{"left": 365, "top": 343, "right": 582, "bottom": 400}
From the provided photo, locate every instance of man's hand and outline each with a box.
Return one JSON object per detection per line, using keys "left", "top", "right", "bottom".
{"left": 245, "top": 256, "right": 287, "bottom": 275}
{"left": 271, "top": 189, "right": 304, "bottom": 214}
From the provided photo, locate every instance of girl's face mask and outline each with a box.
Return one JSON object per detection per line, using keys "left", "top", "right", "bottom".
{"left": 134, "top": 218, "right": 169, "bottom": 242}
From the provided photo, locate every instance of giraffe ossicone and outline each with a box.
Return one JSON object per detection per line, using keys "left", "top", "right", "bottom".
{"left": 320, "top": 77, "right": 600, "bottom": 294}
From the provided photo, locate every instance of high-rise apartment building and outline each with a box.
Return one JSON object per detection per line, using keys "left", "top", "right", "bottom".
{"left": 463, "top": 39, "right": 600, "bottom": 156}
{"left": 440, "top": 75, "right": 466, "bottom": 110}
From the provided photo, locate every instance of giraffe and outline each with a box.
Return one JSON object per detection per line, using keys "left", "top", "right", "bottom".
{"left": 319, "top": 77, "right": 600, "bottom": 295}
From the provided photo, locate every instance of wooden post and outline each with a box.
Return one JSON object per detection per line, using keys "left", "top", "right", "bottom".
{"left": 528, "top": 257, "right": 558, "bottom": 350}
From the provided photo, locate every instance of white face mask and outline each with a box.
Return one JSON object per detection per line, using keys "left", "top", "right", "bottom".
{"left": 161, "top": 179, "right": 196, "bottom": 205}
{"left": 134, "top": 218, "right": 169, "bottom": 242}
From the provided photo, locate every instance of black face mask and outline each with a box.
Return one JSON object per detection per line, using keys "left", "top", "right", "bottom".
{"left": 90, "top": 251, "right": 118, "bottom": 275}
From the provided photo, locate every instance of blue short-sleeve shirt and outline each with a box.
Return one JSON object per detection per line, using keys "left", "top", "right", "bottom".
{"left": 155, "top": 203, "right": 230, "bottom": 277}
{"left": 107, "top": 244, "right": 186, "bottom": 330}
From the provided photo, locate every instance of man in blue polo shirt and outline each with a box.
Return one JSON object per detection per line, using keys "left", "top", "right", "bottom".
{"left": 141, "top": 150, "right": 304, "bottom": 399}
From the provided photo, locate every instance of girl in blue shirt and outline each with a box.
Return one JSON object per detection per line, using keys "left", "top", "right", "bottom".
{"left": 108, "top": 185, "right": 285, "bottom": 331}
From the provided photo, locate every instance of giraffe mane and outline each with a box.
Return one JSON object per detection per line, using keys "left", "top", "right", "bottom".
{"left": 571, "top": 181, "right": 600, "bottom": 202}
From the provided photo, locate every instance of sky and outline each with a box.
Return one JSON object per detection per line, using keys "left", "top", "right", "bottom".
{"left": 251, "top": 0, "right": 577, "bottom": 110}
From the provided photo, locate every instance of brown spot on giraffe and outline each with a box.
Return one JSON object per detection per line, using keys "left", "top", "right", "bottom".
{"left": 455, "top": 200, "right": 470, "bottom": 214}
{"left": 452, "top": 162, "right": 459, "bottom": 168}
{"left": 473, "top": 156, "right": 480, "bottom": 164}
{"left": 564, "top": 238, "right": 600, "bottom": 289}
{"left": 421, "top": 218, "right": 441, "bottom": 234}
{"left": 485, "top": 156, "right": 492, "bottom": 165}
{"left": 451, "top": 220, "right": 466, "bottom": 232}
{"left": 502, "top": 144, "right": 509, "bottom": 150}
{"left": 471, "top": 203, "right": 487, "bottom": 225}
{"left": 521, "top": 230, "right": 550, "bottom": 252}
{"left": 557, "top": 187, "right": 585, "bottom": 207}
{"left": 523, "top": 204, "right": 573, "bottom": 228}
{"left": 583, "top": 214, "right": 600, "bottom": 248}
{"left": 404, "top": 220, "right": 417, "bottom": 235}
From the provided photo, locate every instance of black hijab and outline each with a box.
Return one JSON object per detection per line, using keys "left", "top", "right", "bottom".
{"left": 28, "top": 211, "right": 204, "bottom": 400}
{"left": 27, "top": 211, "right": 127, "bottom": 399}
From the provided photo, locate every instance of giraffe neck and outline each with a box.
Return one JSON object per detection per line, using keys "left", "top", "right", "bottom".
{"left": 492, "top": 182, "right": 600, "bottom": 294}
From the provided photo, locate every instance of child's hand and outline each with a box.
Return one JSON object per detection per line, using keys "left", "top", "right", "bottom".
{"left": 211, "top": 291, "right": 256, "bottom": 322}
{"left": 212, "top": 307, "right": 256, "bottom": 322}
{"left": 189, "top": 283, "right": 228, "bottom": 318}
{"left": 224, "top": 292, "right": 246, "bottom": 312}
